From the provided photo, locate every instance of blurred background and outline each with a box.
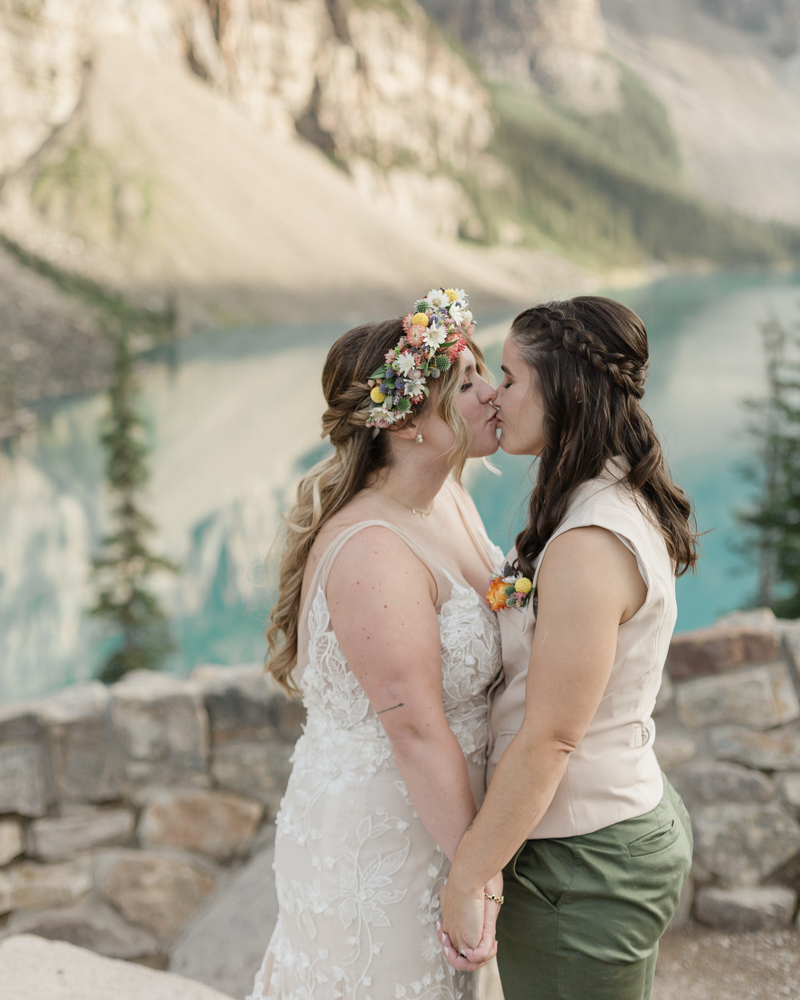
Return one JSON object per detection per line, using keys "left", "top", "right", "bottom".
{"left": 2, "top": 0, "right": 800, "bottom": 703}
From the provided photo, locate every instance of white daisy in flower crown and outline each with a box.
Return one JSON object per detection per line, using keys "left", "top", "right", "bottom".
{"left": 424, "top": 289, "right": 451, "bottom": 311}
{"left": 423, "top": 323, "right": 448, "bottom": 350}
{"left": 365, "top": 287, "right": 476, "bottom": 429}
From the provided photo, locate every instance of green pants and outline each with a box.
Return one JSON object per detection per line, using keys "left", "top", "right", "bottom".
{"left": 496, "top": 777, "right": 693, "bottom": 1000}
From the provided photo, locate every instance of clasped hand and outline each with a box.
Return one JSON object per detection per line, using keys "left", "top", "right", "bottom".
{"left": 437, "top": 871, "right": 503, "bottom": 971}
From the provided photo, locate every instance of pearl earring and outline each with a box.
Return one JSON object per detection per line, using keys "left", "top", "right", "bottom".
{"left": 415, "top": 433, "right": 423, "bottom": 444}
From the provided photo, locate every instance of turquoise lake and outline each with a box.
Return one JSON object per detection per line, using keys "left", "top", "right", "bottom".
{"left": 2, "top": 270, "right": 800, "bottom": 702}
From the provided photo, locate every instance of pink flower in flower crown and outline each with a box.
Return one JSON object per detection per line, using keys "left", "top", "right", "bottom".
{"left": 402, "top": 313, "right": 413, "bottom": 333}
{"left": 448, "top": 334, "right": 466, "bottom": 361}
{"left": 406, "top": 324, "right": 427, "bottom": 347}
{"left": 409, "top": 392, "right": 425, "bottom": 404}
{"left": 385, "top": 349, "right": 396, "bottom": 364}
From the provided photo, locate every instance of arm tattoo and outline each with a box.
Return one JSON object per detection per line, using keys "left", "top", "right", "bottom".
{"left": 377, "top": 702, "right": 405, "bottom": 714}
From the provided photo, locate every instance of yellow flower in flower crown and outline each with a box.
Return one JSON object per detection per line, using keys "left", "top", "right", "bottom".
{"left": 411, "top": 312, "right": 430, "bottom": 327}
{"left": 370, "top": 386, "right": 387, "bottom": 404}
{"left": 515, "top": 577, "right": 533, "bottom": 594}
{"left": 445, "top": 289, "right": 459, "bottom": 303}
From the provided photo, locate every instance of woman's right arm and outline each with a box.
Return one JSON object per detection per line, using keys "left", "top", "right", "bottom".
{"left": 326, "top": 526, "right": 479, "bottom": 863}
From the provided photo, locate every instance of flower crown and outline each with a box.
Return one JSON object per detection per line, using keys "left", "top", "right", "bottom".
{"left": 365, "top": 288, "right": 475, "bottom": 429}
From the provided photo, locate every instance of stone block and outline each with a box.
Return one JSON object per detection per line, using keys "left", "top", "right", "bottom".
{"left": 778, "top": 771, "right": 800, "bottom": 809}
{"left": 5, "top": 896, "right": 162, "bottom": 962}
{"left": 0, "top": 744, "right": 49, "bottom": 818}
{"left": 715, "top": 608, "right": 778, "bottom": 630}
{"left": 711, "top": 722, "right": 800, "bottom": 770}
{"left": 95, "top": 849, "right": 215, "bottom": 942}
{"left": 695, "top": 885, "right": 797, "bottom": 932}
{"left": 667, "top": 625, "right": 781, "bottom": 680}
{"left": 0, "top": 706, "right": 50, "bottom": 818}
{"left": 671, "top": 759, "right": 775, "bottom": 806}
{"left": 654, "top": 733, "right": 697, "bottom": 773}
{"left": 0, "top": 858, "right": 92, "bottom": 915}
{"left": 191, "top": 664, "right": 278, "bottom": 744}
{"left": 39, "top": 683, "right": 124, "bottom": 803}
{"left": 110, "top": 672, "right": 209, "bottom": 785}
{"left": 0, "top": 935, "right": 237, "bottom": 1000}
{"left": 675, "top": 662, "right": 800, "bottom": 730}
{"left": 0, "top": 706, "right": 41, "bottom": 744}
{"left": 277, "top": 697, "right": 306, "bottom": 743}
{"left": 27, "top": 808, "right": 136, "bottom": 863}
{"left": 191, "top": 664, "right": 305, "bottom": 745}
{"left": 138, "top": 788, "right": 262, "bottom": 862}
{"left": 170, "top": 841, "right": 278, "bottom": 999}
{"left": 0, "top": 820, "right": 24, "bottom": 867}
{"left": 210, "top": 740, "right": 293, "bottom": 813}
{"left": 691, "top": 800, "right": 800, "bottom": 885}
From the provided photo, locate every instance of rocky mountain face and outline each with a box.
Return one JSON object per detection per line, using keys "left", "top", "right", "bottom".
{"left": 417, "top": 0, "right": 622, "bottom": 111}
{"left": 697, "top": 0, "right": 800, "bottom": 57}
{"left": 1, "top": 0, "right": 595, "bottom": 431}
{"left": 0, "top": 0, "right": 495, "bottom": 246}
{"left": 600, "top": 0, "right": 800, "bottom": 224}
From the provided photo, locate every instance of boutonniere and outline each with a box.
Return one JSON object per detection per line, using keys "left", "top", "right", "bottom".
{"left": 486, "top": 563, "right": 535, "bottom": 612}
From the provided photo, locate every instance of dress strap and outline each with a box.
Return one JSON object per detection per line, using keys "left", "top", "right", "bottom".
{"left": 294, "top": 520, "right": 453, "bottom": 687}
{"left": 301, "top": 520, "right": 453, "bottom": 626}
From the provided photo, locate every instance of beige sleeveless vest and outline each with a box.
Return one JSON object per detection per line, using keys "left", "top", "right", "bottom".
{"left": 487, "top": 458, "right": 677, "bottom": 838}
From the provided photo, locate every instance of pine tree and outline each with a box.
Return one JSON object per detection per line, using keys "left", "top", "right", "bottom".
{"left": 91, "top": 320, "right": 177, "bottom": 683}
{"left": 738, "top": 313, "right": 800, "bottom": 616}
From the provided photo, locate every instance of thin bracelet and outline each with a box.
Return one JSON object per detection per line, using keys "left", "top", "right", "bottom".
{"left": 484, "top": 892, "right": 504, "bottom": 905}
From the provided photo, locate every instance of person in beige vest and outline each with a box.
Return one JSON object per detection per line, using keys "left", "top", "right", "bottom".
{"left": 438, "top": 297, "right": 696, "bottom": 1000}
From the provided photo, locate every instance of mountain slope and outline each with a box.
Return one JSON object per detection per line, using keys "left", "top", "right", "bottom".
{"left": 0, "top": 36, "right": 584, "bottom": 327}
{"left": 601, "top": 0, "right": 800, "bottom": 224}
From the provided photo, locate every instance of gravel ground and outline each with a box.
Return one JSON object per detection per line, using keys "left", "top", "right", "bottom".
{"left": 653, "top": 926, "right": 800, "bottom": 1000}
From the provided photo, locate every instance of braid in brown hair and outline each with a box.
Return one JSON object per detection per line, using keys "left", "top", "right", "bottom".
{"left": 511, "top": 296, "right": 697, "bottom": 579}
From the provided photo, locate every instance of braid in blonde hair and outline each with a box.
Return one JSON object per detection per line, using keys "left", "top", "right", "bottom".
{"left": 266, "top": 318, "right": 490, "bottom": 693}
{"left": 266, "top": 321, "right": 398, "bottom": 693}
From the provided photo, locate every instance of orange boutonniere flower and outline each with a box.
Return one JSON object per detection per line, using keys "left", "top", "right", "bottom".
{"left": 486, "top": 577, "right": 510, "bottom": 613}
{"left": 485, "top": 564, "right": 535, "bottom": 612}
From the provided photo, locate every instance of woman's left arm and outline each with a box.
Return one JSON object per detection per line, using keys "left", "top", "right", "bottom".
{"left": 440, "top": 525, "right": 647, "bottom": 955}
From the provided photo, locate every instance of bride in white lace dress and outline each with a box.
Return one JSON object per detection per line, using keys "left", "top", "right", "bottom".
{"left": 247, "top": 292, "right": 505, "bottom": 1000}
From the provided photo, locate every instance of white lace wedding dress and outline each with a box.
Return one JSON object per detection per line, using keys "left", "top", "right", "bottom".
{"left": 247, "top": 496, "right": 504, "bottom": 1000}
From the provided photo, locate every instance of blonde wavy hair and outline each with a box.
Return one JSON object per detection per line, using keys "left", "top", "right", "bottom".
{"left": 266, "top": 317, "right": 490, "bottom": 694}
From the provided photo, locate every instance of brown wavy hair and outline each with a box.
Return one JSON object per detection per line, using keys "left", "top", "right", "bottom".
{"left": 266, "top": 318, "right": 489, "bottom": 693}
{"left": 510, "top": 296, "right": 697, "bottom": 579}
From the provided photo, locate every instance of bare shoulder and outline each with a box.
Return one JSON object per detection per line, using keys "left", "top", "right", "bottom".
{"left": 544, "top": 525, "right": 632, "bottom": 567}
{"left": 540, "top": 526, "right": 645, "bottom": 621}
{"left": 327, "top": 524, "right": 436, "bottom": 605}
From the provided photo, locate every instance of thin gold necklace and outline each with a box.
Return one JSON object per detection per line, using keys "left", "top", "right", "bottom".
{"left": 378, "top": 487, "right": 435, "bottom": 518}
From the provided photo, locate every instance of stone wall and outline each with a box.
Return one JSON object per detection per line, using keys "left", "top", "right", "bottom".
{"left": 0, "top": 665, "right": 302, "bottom": 967}
{"left": 659, "top": 607, "right": 800, "bottom": 933}
{"left": 4, "top": 607, "right": 800, "bottom": 971}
